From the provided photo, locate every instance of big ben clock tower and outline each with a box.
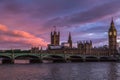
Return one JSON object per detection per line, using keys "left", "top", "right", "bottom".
{"left": 108, "top": 18, "right": 117, "bottom": 55}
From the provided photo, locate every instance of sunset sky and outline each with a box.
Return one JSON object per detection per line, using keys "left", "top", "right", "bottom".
{"left": 0, "top": 0, "right": 120, "bottom": 50}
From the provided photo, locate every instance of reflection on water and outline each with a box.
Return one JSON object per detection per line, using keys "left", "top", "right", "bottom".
{"left": 0, "top": 62, "right": 120, "bottom": 80}
{"left": 0, "top": 60, "right": 30, "bottom": 64}
{"left": 14, "top": 60, "right": 29, "bottom": 64}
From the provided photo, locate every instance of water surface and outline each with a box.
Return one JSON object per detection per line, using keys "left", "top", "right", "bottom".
{"left": 0, "top": 62, "right": 120, "bottom": 80}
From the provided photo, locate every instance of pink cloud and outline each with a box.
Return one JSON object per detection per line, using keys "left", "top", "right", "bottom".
{"left": 12, "top": 30, "right": 35, "bottom": 38}
{"left": 0, "top": 24, "right": 48, "bottom": 49}
{"left": 44, "top": 0, "right": 120, "bottom": 28}
{"left": 0, "top": 24, "right": 8, "bottom": 32}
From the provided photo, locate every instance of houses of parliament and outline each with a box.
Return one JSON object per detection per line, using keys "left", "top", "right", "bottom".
{"left": 32, "top": 19, "right": 118, "bottom": 56}
{"left": 45, "top": 19, "right": 118, "bottom": 56}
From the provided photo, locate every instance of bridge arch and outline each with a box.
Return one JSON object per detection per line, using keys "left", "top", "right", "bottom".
{"left": 85, "top": 56, "right": 98, "bottom": 61}
{"left": 100, "top": 56, "right": 110, "bottom": 61}
{"left": 0, "top": 55, "right": 11, "bottom": 59}
{"left": 15, "top": 54, "right": 40, "bottom": 59}
{"left": 14, "top": 54, "right": 41, "bottom": 63}
{"left": 70, "top": 55, "right": 82, "bottom": 58}
{"left": 41, "top": 53, "right": 64, "bottom": 59}
{"left": 68, "top": 55, "right": 83, "bottom": 62}
{"left": 0, "top": 55, "right": 13, "bottom": 64}
{"left": 42, "top": 54, "right": 65, "bottom": 62}
{"left": 50, "top": 55, "right": 64, "bottom": 58}
{"left": 43, "top": 54, "right": 64, "bottom": 59}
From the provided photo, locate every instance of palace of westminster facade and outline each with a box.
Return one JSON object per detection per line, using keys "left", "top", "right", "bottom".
{"left": 32, "top": 19, "right": 118, "bottom": 56}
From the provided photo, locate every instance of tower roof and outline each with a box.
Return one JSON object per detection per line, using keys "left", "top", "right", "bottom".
{"left": 69, "top": 32, "right": 71, "bottom": 39}
{"left": 110, "top": 18, "right": 116, "bottom": 30}
{"left": 68, "top": 32, "right": 72, "bottom": 42}
{"left": 69, "top": 32, "right": 71, "bottom": 40}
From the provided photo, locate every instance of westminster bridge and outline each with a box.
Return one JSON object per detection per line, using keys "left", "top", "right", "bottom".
{"left": 0, "top": 52, "right": 119, "bottom": 64}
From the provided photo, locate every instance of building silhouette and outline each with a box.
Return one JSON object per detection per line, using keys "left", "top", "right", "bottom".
{"left": 46, "top": 19, "right": 118, "bottom": 56}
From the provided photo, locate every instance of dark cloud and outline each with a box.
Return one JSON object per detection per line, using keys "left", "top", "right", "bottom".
{"left": 0, "top": 0, "right": 112, "bottom": 19}
{"left": 45, "top": 0, "right": 120, "bottom": 27}
{"left": 83, "top": 26, "right": 108, "bottom": 33}
{"left": 0, "top": 0, "right": 23, "bottom": 14}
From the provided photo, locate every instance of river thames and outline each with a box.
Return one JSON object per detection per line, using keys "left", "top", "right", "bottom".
{"left": 0, "top": 62, "right": 120, "bottom": 80}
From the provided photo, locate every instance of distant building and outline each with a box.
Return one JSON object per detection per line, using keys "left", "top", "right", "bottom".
{"left": 48, "top": 44, "right": 62, "bottom": 50}
{"left": 31, "top": 47, "right": 39, "bottom": 53}
{"left": 61, "top": 42, "right": 70, "bottom": 48}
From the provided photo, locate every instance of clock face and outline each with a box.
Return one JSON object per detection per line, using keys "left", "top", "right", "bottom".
{"left": 114, "top": 31, "right": 116, "bottom": 36}
{"left": 109, "top": 32, "right": 112, "bottom": 35}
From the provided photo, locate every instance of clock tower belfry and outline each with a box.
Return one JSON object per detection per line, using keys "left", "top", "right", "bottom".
{"left": 108, "top": 18, "right": 117, "bottom": 55}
